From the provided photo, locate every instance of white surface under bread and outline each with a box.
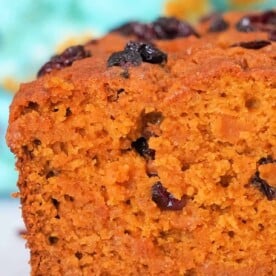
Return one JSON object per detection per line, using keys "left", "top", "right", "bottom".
{"left": 0, "top": 199, "right": 29, "bottom": 276}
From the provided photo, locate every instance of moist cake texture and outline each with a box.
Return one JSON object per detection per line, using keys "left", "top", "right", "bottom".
{"left": 6, "top": 11, "right": 276, "bottom": 275}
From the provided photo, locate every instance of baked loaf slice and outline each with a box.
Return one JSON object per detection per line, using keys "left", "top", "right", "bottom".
{"left": 7, "top": 11, "right": 276, "bottom": 275}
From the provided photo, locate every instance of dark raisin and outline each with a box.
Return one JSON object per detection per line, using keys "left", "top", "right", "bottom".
{"left": 125, "top": 41, "right": 167, "bottom": 64}
{"left": 257, "top": 156, "right": 275, "bottom": 165}
{"left": 152, "top": 17, "right": 199, "bottom": 39}
{"left": 228, "top": 231, "right": 235, "bottom": 238}
{"left": 46, "top": 171, "right": 55, "bottom": 179}
{"left": 151, "top": 181, "right": 187, "bottom": 211}
{"left": 251, "top": 156, "right": 276, "bottom": 201}
{"left": 231, "top": 40, "right": 271, "bottom": 49}
{"left": 131, "top": 137, "right": 155, "bottom": 160}
{"left": 48, "top": 236, "right": 59, "bottom": 245}
{"left": 268, "top": 30, "right": 276, "bottom": 41}
{"left": 38, "top": 45, "right": 91, "bottom": 77}
{"left": 260, "top": 10, "right": 276, "bottom": 25}
{"left": 133, "top": 24, "right": 155, "bottom": 41}
{"left": 33, "top": 139, "right": 41, "bottom": 146}
{"left": 208, "top": 15, "right": 229, "bottom": 32}
{"left": 108, "top": 41, "right": 167, "bottom": 68}
{"left": 251, "top": 172, "right": 276, "bottom": 201}
{"left": 27, "top": 101, "right": 39, "bottom": 110}
{"left": 65, "top": 107, "right": 72, "bottom": 117}
{"left": 112, "top": 17, "right": 198, "bottom": 40}
{"left": 75, "top": 252, "right": 83, "bottom": 260}
{"left": 139, "top": 43, "right": 167, "bottom": 64}
{"left": 107, "top": 50, "right": 142, "bottom": 67}
{"left": 220, "top": 175, "right": 232, "bottom": 187}
{"left": 51, "top": 198, "right": 60, "bottom": 209}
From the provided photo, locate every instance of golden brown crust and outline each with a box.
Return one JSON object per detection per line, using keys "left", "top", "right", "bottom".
{"left": 7, "top": 11, "right": 276, "bottom": 275}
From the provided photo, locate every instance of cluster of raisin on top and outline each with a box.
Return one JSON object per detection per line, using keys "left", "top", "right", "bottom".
{"left": 111, "top": 16, "right": 199, "bottom": 40}
{"left": 37, "top": 11, "right": 275, "bottom": 77}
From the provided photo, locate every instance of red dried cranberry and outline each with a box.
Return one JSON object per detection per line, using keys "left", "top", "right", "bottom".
{"left": 231, "top": 40, "right": 271, "bottom": 49}
{"left": 107, "top": 41, "right": 167, "bottom": 67}
{"left": 257, "top": 156, "right": 275, "bottom": 165}
{"left": 151, "top": 182, "right": 187, "bottom": 211}
{"left": 38, "top": 45, "right": 90, "bottom": 77}
{"left": 112, "top": 17, "right": 199, "bottom": 40}
{"left": 131, "top": 137, "right": 155, "bottom": 160}
{"left": 208, "top": 15, "right": 229, "bottom": 32}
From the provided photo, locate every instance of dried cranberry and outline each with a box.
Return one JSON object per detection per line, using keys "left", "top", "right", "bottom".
{"left": 257, "top": 156, "right": 275, "bottom": 165}
{"left": 250, "top": 156, "right": 276, "bottom": 201}
{"left": 112, "top": 17, "right": 199, "bottom": 40}
{"left": 152, "top": 17, "right": 199, "bottom": 39}
{"left": 38, "top": 45, "right": 91, "bottom": 77}
{"left": 139, "top": 43, "right": 167, "bottom": 64}
{"left": 208, "top": 15, "right": 229, "bottom": 32}
{"left": 131, "top": 137, "right": 155, "bottom": 160}
{"left": 125, "top": 41, "right": 167, "bottom": 64}
{"left": 107, "top": 41, "right": 167, "bottom": 67}
{"left": 260, "top": 10, "right": 276, "bottom": 25}
{"left": 268, "top": 30, "right": 276, "bottom": 41}
{"left": 236, "top": 10, "right": 276, "bottom": 32}
{"left": 251, "top": 172, "right": 276, "bottom": 201}
{"left": 231, "top": 40, "right": 271, "bottom": 49}
{"left": 151, "top": 182, "right": 187, "bottom": 210}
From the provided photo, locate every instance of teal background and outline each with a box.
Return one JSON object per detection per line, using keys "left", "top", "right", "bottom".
{"left": 0, "top": 0, "right": 275, "bottom": 197}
